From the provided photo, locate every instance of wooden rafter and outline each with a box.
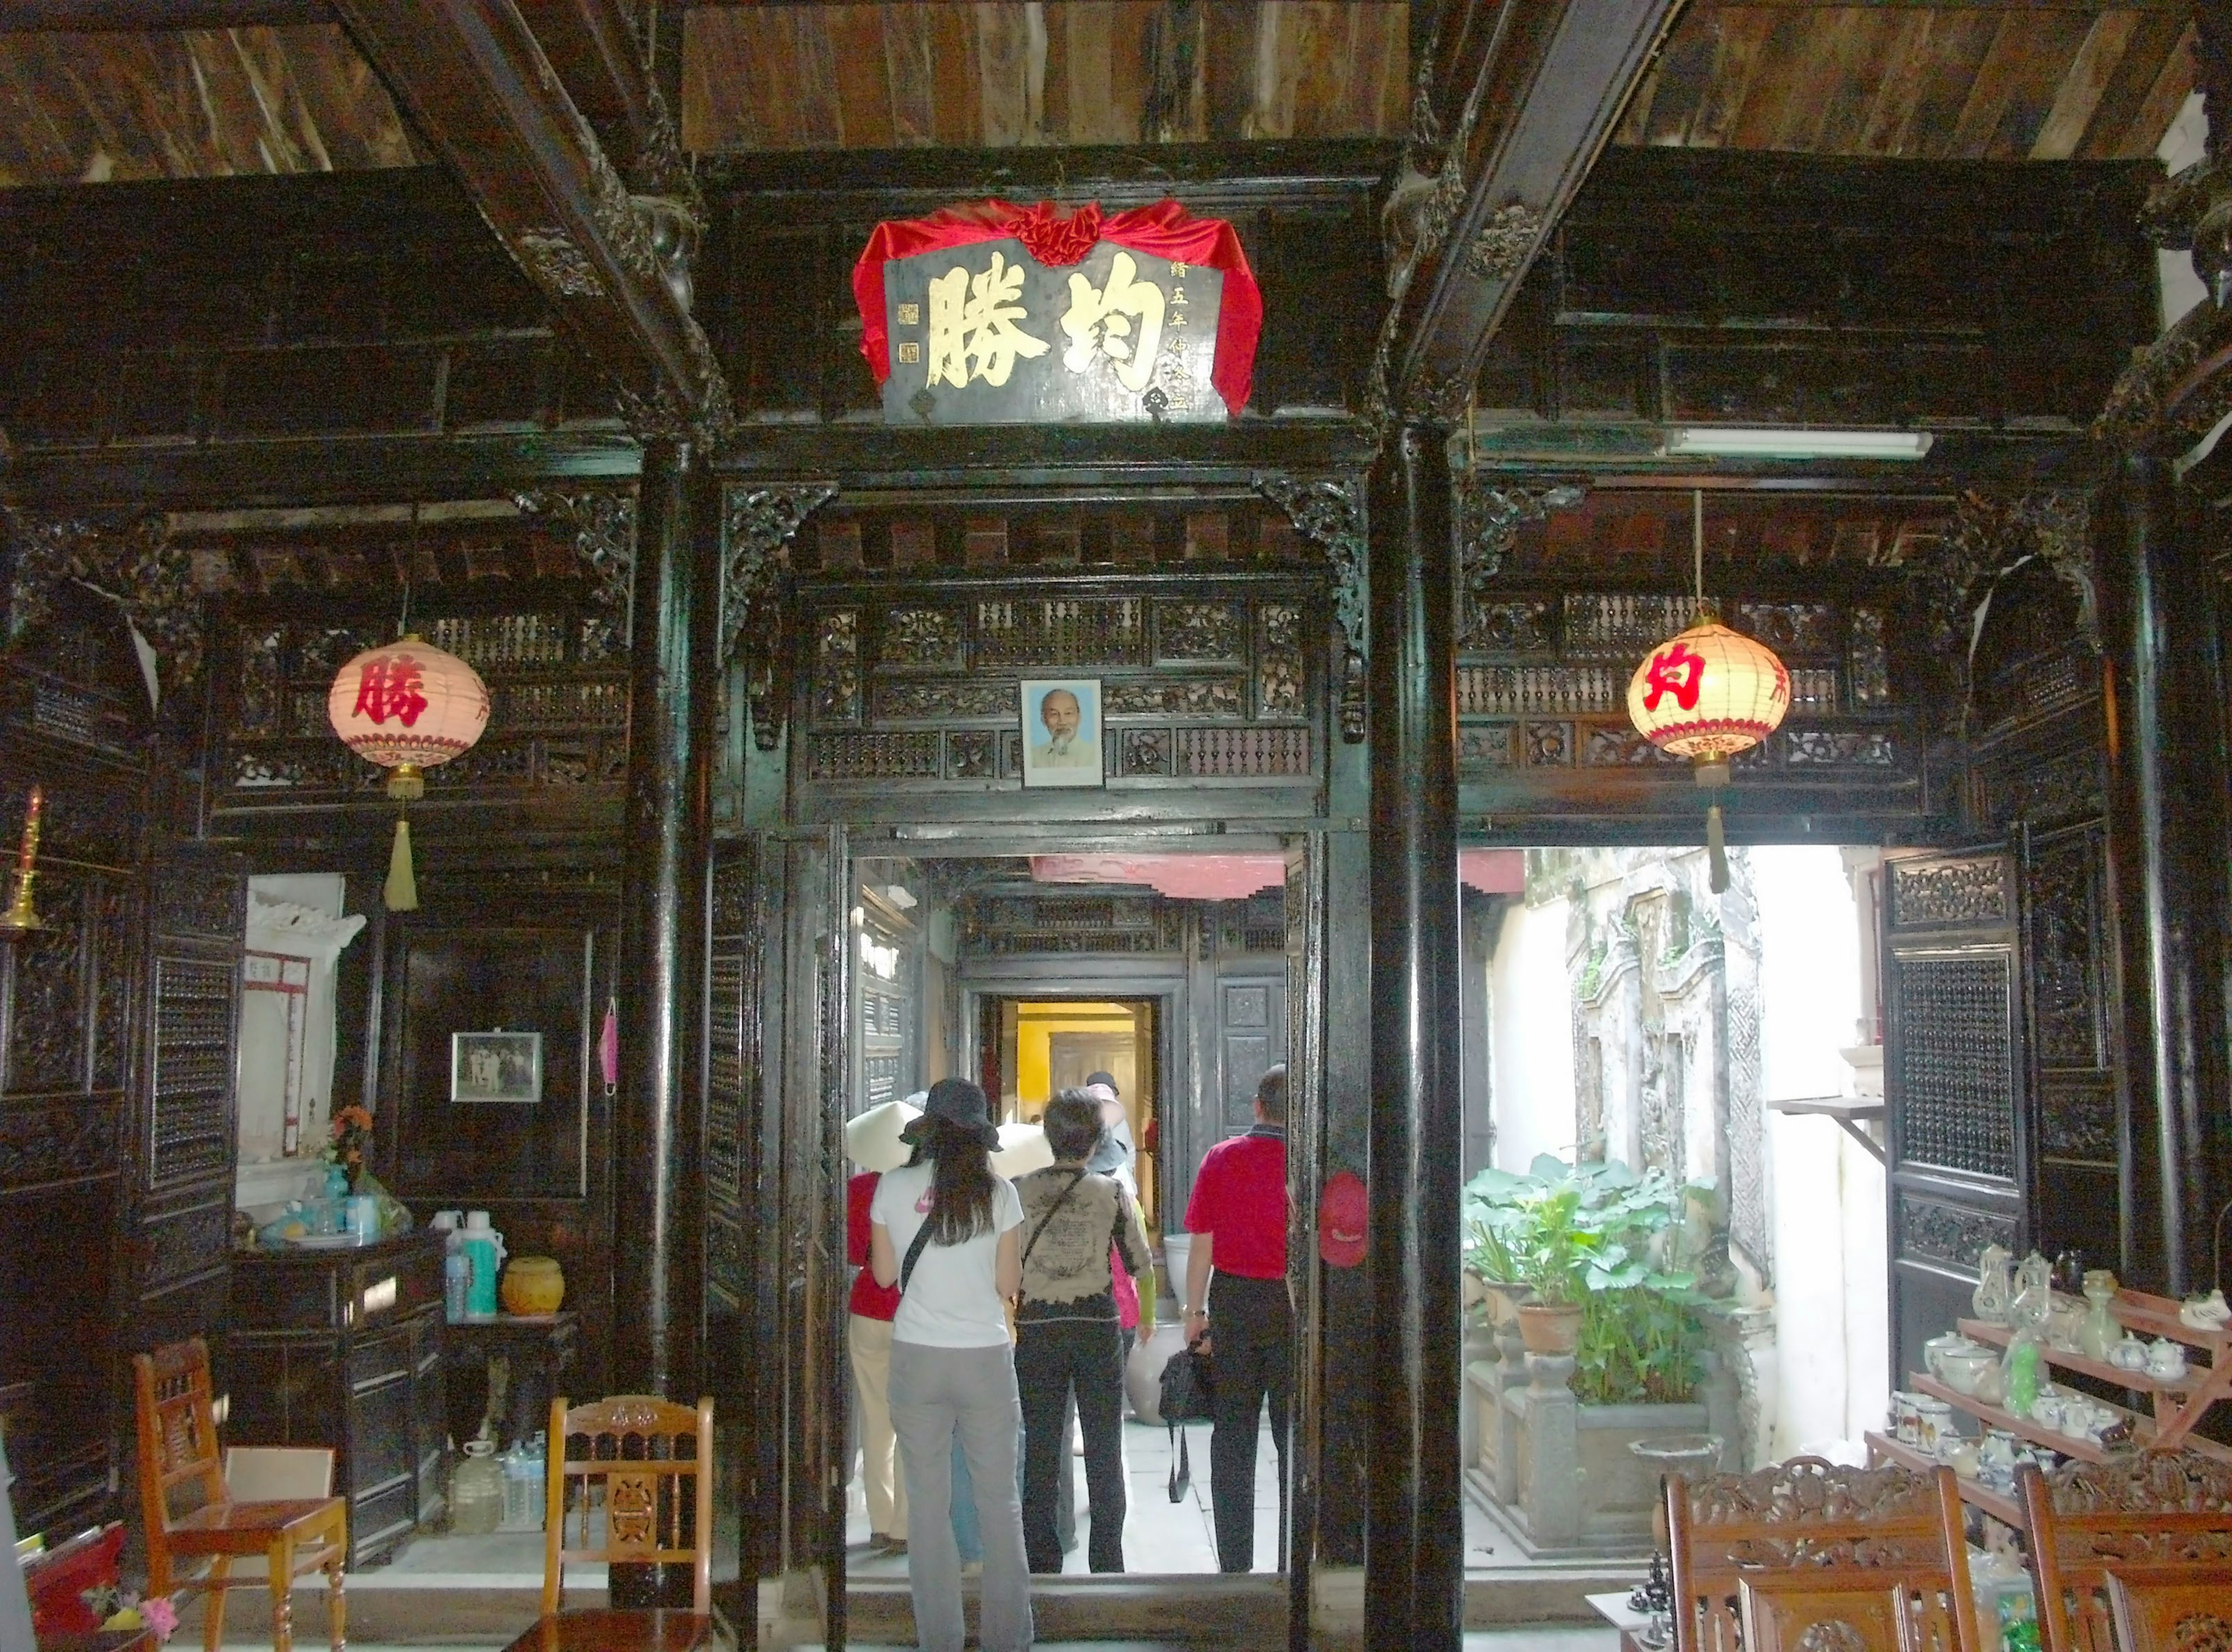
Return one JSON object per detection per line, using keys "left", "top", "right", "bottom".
{"left": 1386, "top": 0, "right": 1682, "bottom": 420}
{"left": 324, "top": 0, "right": 728, "bottom": 438}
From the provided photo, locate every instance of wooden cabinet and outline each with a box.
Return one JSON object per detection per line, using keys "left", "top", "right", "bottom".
{"left": 227, "top": 1231, "right": 446, "bottom": 1568}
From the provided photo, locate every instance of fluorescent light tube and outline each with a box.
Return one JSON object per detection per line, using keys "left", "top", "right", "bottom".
{"left": 1664, "top": 427, "right": 1933, "bottom": 460}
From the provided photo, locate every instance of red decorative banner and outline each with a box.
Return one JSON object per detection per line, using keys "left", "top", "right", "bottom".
{"left": 853, "top": 198, "right": 1264, "bottom": 420}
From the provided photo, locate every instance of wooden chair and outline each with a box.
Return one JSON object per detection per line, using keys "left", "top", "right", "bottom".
{"left": 2102, "top": 1563, "right": 2232, "bottom": 1652}
{"left": 131, "top": 1338, "right": 348, "bottom": 1652}
{"left": 499, "top": 1393, "right": 715, "bottom": 1652}
{"left": 1667, "top": 1457, "right": 1978, "bottom": 1652}
{"left": 2016, "top": 1454, "right": 2232, "bottom": 1652}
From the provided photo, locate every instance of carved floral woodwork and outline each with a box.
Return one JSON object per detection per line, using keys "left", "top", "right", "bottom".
{"left": 1904, "top": 492, "right": 2098, "bottom": 727}
{"left": 1895, "top": 1195, "right": 2016, "bottom": 1271}
{"left": 6, "top": 511, "right": 203, "bottom": 697}
{"left": 721, "top": 485, "right": 838, "bottom": 752}
{"left": 1251, "top": 471, "right": 1367, "bottom": 741}
{"left": 513, "top": 490, "right": 637, "bottom": 613}
{"left": 1684, "top": 1457, "right": 1943, "bottom": 1569}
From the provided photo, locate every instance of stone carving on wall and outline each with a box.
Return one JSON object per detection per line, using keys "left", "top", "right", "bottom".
{"left": 1251, "top": 473, "right": 1367, "bottom": 742}
{"left": 721, "top": 484, "right": 837, "bottom": 751}
{"left": 6, "top": 510, "right": 203, "bottom": 698}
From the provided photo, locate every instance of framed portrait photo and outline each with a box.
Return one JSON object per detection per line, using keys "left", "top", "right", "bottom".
{"left": 450, "top": 1029, "right": 543, "bottom": 1104}
{"left": 1019, "top": 679, "right": 1104, "bottom": 788}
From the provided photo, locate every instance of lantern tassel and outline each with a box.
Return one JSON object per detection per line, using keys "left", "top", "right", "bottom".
{"left": 385, "top": 816, "right": 419, "bottom": 912}
{"left": 1706, "top": 801, "right": 1729, "bottom": 895}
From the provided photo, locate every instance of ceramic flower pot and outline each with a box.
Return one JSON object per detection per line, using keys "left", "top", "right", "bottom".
{"left": 500, "top": 1254, "right": 566, "bottom": 1315}
{"left": 1516, "top": 1301, "right": 1584, "bottom": 1356}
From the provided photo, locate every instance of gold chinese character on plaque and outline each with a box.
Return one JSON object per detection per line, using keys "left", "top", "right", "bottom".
{"left": 1058, "top": 250, "right": 1166, "bottom": 394}
{"left": 897, "top": 302, "right": 920, "bottom": 326}
{"left": 896, "top": 341, "right": 921, "bottom": 364}
{"left": 926, "top": 251, "right": 1049, "bottom": 389}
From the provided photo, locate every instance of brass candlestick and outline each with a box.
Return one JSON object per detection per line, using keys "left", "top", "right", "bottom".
{"left": 0, "top": 784, "right": 46, "bottom": 936}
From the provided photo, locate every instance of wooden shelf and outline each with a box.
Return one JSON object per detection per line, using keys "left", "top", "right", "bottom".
{"left": 1864, "top": 1431, "right": 2021, "bottom": 1527}
{"left": 1911, "top": 1373, "right": 2121, "bottom": 1465}
{"left": 2108, "top": 1288, "right": 2232, "bottom": 1351}
{"left": 1956, "top": 1319, "right": 2198, "bottom": 1398}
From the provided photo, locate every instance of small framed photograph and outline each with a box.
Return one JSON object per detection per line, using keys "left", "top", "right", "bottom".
{"left": 451, "top": 1030, "right": 543, "bottom": 1104}
{"left": 1020, "top": 679, "right": 1104, "bottom": 788}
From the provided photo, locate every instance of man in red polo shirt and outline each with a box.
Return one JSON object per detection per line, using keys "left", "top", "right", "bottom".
{"left": 1181, "top": 1065, "right": 1290, "bottom": 1573}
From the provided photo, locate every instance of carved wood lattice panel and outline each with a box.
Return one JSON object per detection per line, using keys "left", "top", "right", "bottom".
{"left": 1891, "top": 954, "right": 2015, "bottom": 1180}
{"left": 150, "top": 956, "right": 237, "bottom": 1186}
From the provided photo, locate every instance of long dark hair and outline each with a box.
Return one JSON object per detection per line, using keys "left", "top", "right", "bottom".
{"left": 907, "top": 1115, "right": 996, "bottom": 1245}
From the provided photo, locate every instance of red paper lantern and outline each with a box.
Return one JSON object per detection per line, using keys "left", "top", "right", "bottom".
{"left": 1625, "top": 620, "right": 1790, "bottom": 761}
{"left": 327, "top": 636, "right": 489, "bottom": 799}
{"left": 1628, "top": 618, "right": 1790, "bottom": 894}
{"left": 326, "top": 636, "right": 489, "bottom": 912}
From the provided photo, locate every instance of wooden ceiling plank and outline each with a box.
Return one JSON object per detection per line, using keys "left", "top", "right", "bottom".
{"left": 678, "top": 8, "right": 734, "bottom": 151}
{"left": 1767, "top": 7, "right": 1879, "bottom": 151}
{"left": 750, "top": 10, "right": 808, "bottom": 147}
{"left": 1981, "top": 11, "right": 2094, "bottom": 158}
{"left": 788, "top": 10, "right": 845, "bottom": 146}
{"left": 1853, "top": 9, "right": 1936, "bottom": 155}
{"left": 2114, "top": 17, "right": 2194, "bottom": 158}
{"left": 277, "top": 22, "right": 416, "bottom": 167}
{"left": 1102, "top": 0, "right": 1145, "bottom": 143}
{"left": 1040, "top": 0, "right": 1072, "bottom": 140}
{"left": 221, "top": 24, "right": 323, "bottom": 170}
{"left": 1289, "top": 0, "right": 1351, "bottom": 140}
{"left": 1687, "top": 8, "right": 1786, "bottom": 148}
{"left": 2074, "top": 10, "right": 2180, "bottom": 158}
{"left": 1945, "top": 13, "right": 2027, "bottom": 157}
{"left": 2029, "top": 9, "right": 2138, "bottom": 158}
{"left": 1249, "top": 0, "right": 1300, "bottom": 140}
{"left": 120, "top": 27, "right": 220, "bottom": 174}
{"left": 1726, "top": 12, "right": 1816, "bottom": 148}
{"left": 66, "top": 33, "right": 182, "bottom": 177}
{"left": 1202, "top": 0, "right": 1258, "bottom": 140}
{"left": 1368, "top": 1, "right": 1409, "bottom": 136}
{"left": 827, "top": 4, "right": 895, "bottom": 148}
{"left": 882, "top": 1, "right": 936, "bottom": 146}
{"left": 925, "top": 2, "right": 980, "bottom": 145}
{"left": 1640, "top": 2, "right": 1719, "bottom": 144}
{"left": 975, "top": 2, "right": 1031, "bottom": 146}
{"left": 0, "top": 41, "right": 89, "bottom": 181}
{"left": 1614, "top": 49, "right": 1662, "bottom": 144}
{"left": 1815, "top": 9, "right": 1914, "bottom": 152}
{"left": 1887, "top": 8, "right": 2000, "bottom": 156}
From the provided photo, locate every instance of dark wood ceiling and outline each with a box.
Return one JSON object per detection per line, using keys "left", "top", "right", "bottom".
{"left": 0, "top": 23, "right": 417, "bottom": 185}
{"left": 0, "top": 1, "right": 2198, "bottom": 185}
{"left": 681, "top": 2, "right": 1412, "bottom": 150}
{"left": 1616, "top": 3, "right": 2195, "bottom": 159}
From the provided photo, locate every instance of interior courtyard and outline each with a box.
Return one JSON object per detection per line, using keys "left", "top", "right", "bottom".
{"left": 6, "top": 3, "right": 2232, "bottom": 1650}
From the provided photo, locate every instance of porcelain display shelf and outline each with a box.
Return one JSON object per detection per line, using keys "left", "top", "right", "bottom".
{"left": 1958, "top": 1287, "right": 2232, "bottom": 1453}
{"left": 1956, "top": 1319, "right": 2199, "bottom": 1397}
{"left": 1911, "top": 1370, "right": 2232, "bottom": 1469}
{"left": 2106, "top": 1286, "right": 2232, "bottom": 1350}
{"left": 1862, "top": 1430, "right": 2022, "bottom": 1527}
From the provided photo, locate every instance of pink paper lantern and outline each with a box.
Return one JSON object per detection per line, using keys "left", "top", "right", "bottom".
{"left": 326, "top": 636, "right": 489, "bottom": 799}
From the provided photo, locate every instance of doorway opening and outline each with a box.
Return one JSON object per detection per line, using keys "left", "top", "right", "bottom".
{"left": 842, "top": 851, "right": 1292, "bottom": 1583}
{"left": 1461, "top": 843, "right": 1889, "bottom": 1571}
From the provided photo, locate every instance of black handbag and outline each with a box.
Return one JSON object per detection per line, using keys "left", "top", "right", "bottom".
{"left": 1158, "top": 1333, "right": 1215, "bottom": 1501}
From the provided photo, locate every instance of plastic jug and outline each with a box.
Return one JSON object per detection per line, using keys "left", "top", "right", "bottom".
{"left": 451, "top": 1439, "right": 504, "bottom": 1535}
{"left": 461, "top": 1211, "right": 506, "bottom": 1318}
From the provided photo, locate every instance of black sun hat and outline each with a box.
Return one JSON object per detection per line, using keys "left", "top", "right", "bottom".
{"left": 900, "top": 1077, "right": 1000, "bottom": 1152}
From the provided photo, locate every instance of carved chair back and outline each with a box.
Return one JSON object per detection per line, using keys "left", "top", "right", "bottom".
{"left": 1667, "top": 1458, "right": 1978, "bottom": 1652}
{"left": 132, "top": 1337, "right": 230, "bottom": 1593}
{"left": 2101, "top": 1563, "right": 2232, "bottom": 1652}
{"left": 2017, "top": 1455, "right": 2232, "bottom": 1652}
{"left": 543, "top": 1394, "right": 714, "bottom": 1618}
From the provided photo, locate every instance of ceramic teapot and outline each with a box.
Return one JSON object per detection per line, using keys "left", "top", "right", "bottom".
{"left": 1973, "top": 1245, "right": 2015, "bottom": 1324}
{"left": 2010, "top": 1251, "right": 2054, "bottom": 1334}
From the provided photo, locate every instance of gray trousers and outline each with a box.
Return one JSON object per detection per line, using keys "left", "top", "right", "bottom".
{"left": 889, "top": 1340, "right": 1035, "bottom": 1652}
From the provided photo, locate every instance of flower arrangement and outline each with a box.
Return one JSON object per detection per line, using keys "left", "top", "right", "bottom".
{"left": 324, "top": 1104, "right": 373, "bottom": 1185}
{"left": 83, "top": 1584, "right": 178, "bottom": 1642}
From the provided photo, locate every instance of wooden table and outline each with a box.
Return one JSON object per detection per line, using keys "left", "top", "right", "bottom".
{"left": 443, "top": 1311, "right": 580, "bottom": 1449}
{"left": 497, "top": 1609, "right": 713, "bottom": 1651}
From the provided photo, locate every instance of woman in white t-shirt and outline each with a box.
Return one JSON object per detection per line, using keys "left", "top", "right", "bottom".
{"left": 869, "top": 1078, "right": 1033, "bottom": 1652}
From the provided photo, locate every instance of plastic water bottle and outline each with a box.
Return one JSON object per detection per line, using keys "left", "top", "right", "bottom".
{"left": 443, "top": 1248, "right": 471, "bottom": 1323}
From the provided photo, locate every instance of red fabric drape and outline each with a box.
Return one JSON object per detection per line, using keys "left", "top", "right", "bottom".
{"left": 851, "top": 198, "right": 1262, "bottom": 416}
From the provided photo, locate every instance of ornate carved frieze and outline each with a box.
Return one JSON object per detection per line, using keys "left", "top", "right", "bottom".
{"left": 611, "top": 312, "right": 738, "bottom": 448}
{"left": 514, "top": 491, "right": 636, "bottom": 612}
{"left": 515, "top": 228, "right": 606, "bottom": 300}
{"left": 1251, "top": 472, "right": 1367, "bottom": 741}
{"left": 880, "top": 608, "right": 965, "bottom": 671}
{"left": 1105, "top": 677, "right": 1246, "bottom": 718}
{"left": 1458, "top": 485, "right": 1586, "bottom": 618}
{"left": 870, "top": 678, "right": 1015, "bottom": 721}
{"left": 2027, "top": 831, "right": 2102, "bottom": 1070}
{"left": 721, "top": 484, "right": 836, "bottom": 752}
{"left": 1257, "top": 605, "right": 1304, "bottom": 718}
{"left": 1908, "top": 492, "right": 2099, "bottom": 723}
{"left": 6, "top": 510, "right": 203, "bottom": 696}
{"left": 0, "top": 1097, "right": 122, "bottom": 1194}
{"left": 1896, "top": 1193, "right": 2016, "bottom": 1272}
{"left": 1155, "top": 602, "right": 1248, "bottom": 663}
{"left": 1462, "top": 202, "right": 1547, "bottom": 284}
{"left": 2038, "top": 1082, "right": 2117, "bottom": 1164}
{"left": 141, "top": 1197, "right": 233, "bottom": 1286}
{"left": 7, "top": 877, "right": 87, "bottom": 1096}
{"left": 1888, "top": 857, "right": 2008, "bottom": 927}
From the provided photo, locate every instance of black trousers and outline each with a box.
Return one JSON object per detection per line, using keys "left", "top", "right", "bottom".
{"left": 1206, "top": 1272, "right": 1291, "bottom": 1573}
{"left": 1014, "top": 1317, "right": 1128, "bottom": 1573}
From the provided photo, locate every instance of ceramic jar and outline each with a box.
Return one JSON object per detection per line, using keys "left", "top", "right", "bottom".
{"left": 2079, "top": 1270, "right": 2120, "bottom": 1361}
{"left": 1973, "top": 1245, "right": 2014, "bottom": 1325}
{"left": 2112, "top": 1335, "right": 2150, "bottom": 1371}
{"left": 501, "top": 1255, "right": 565, "bottom": 1315}
{"left": 1939, "top": 1345, "right": 1996, "bottom": 1396}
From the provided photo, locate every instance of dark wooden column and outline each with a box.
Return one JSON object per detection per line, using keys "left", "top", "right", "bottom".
{"left": 613, "top": 437, "right": 718, "bottom": 1397}
{"left": 2105, "top": 453, "right": 2226, "bottom": 1293}
{"left": 1364, "top": 420, "right": 1462, "bottom": 1651}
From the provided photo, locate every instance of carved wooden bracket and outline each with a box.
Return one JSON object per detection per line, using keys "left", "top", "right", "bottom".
{"left": 513, "top": 489, "right": 637, "bottom": 614}
{"left": 1252, "top": 472, "right": 1368, "bottom": 743}
{"left": 1458, "top": 480, "right": 1586, "bottom": 587}
{"left": 5, "top": 509, "right": 202, "bottom": 696}
{"left": 721, "top": 484, "right": 836, "bottom": 751}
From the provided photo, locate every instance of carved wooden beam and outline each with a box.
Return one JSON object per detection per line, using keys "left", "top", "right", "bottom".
{"left": 325, "top": 0, "right": 730, "bottom": 441}
{"left": 1378, "top": 0, "right": 1682, "bottom": 424}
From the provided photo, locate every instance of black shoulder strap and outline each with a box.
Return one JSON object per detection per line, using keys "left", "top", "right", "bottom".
{"left": 898, "top": 1217, "right": 937, "bottom": 1293}
{"left": 1021, "top": 1170, "right": 1087, "bottom": 1274}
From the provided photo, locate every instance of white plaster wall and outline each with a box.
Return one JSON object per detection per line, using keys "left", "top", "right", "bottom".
{"left": 2161, "top": 92, "right": 2209, "bottom": 333}
{"left": 237, "top": 874, "right": 356, "bottom": 1217}
{"left": 1489, "top": 896, "right": 1578, "bottom": 1172}
{"left": 1751, "top": 846, "right": 1887, "bottom": 1457}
